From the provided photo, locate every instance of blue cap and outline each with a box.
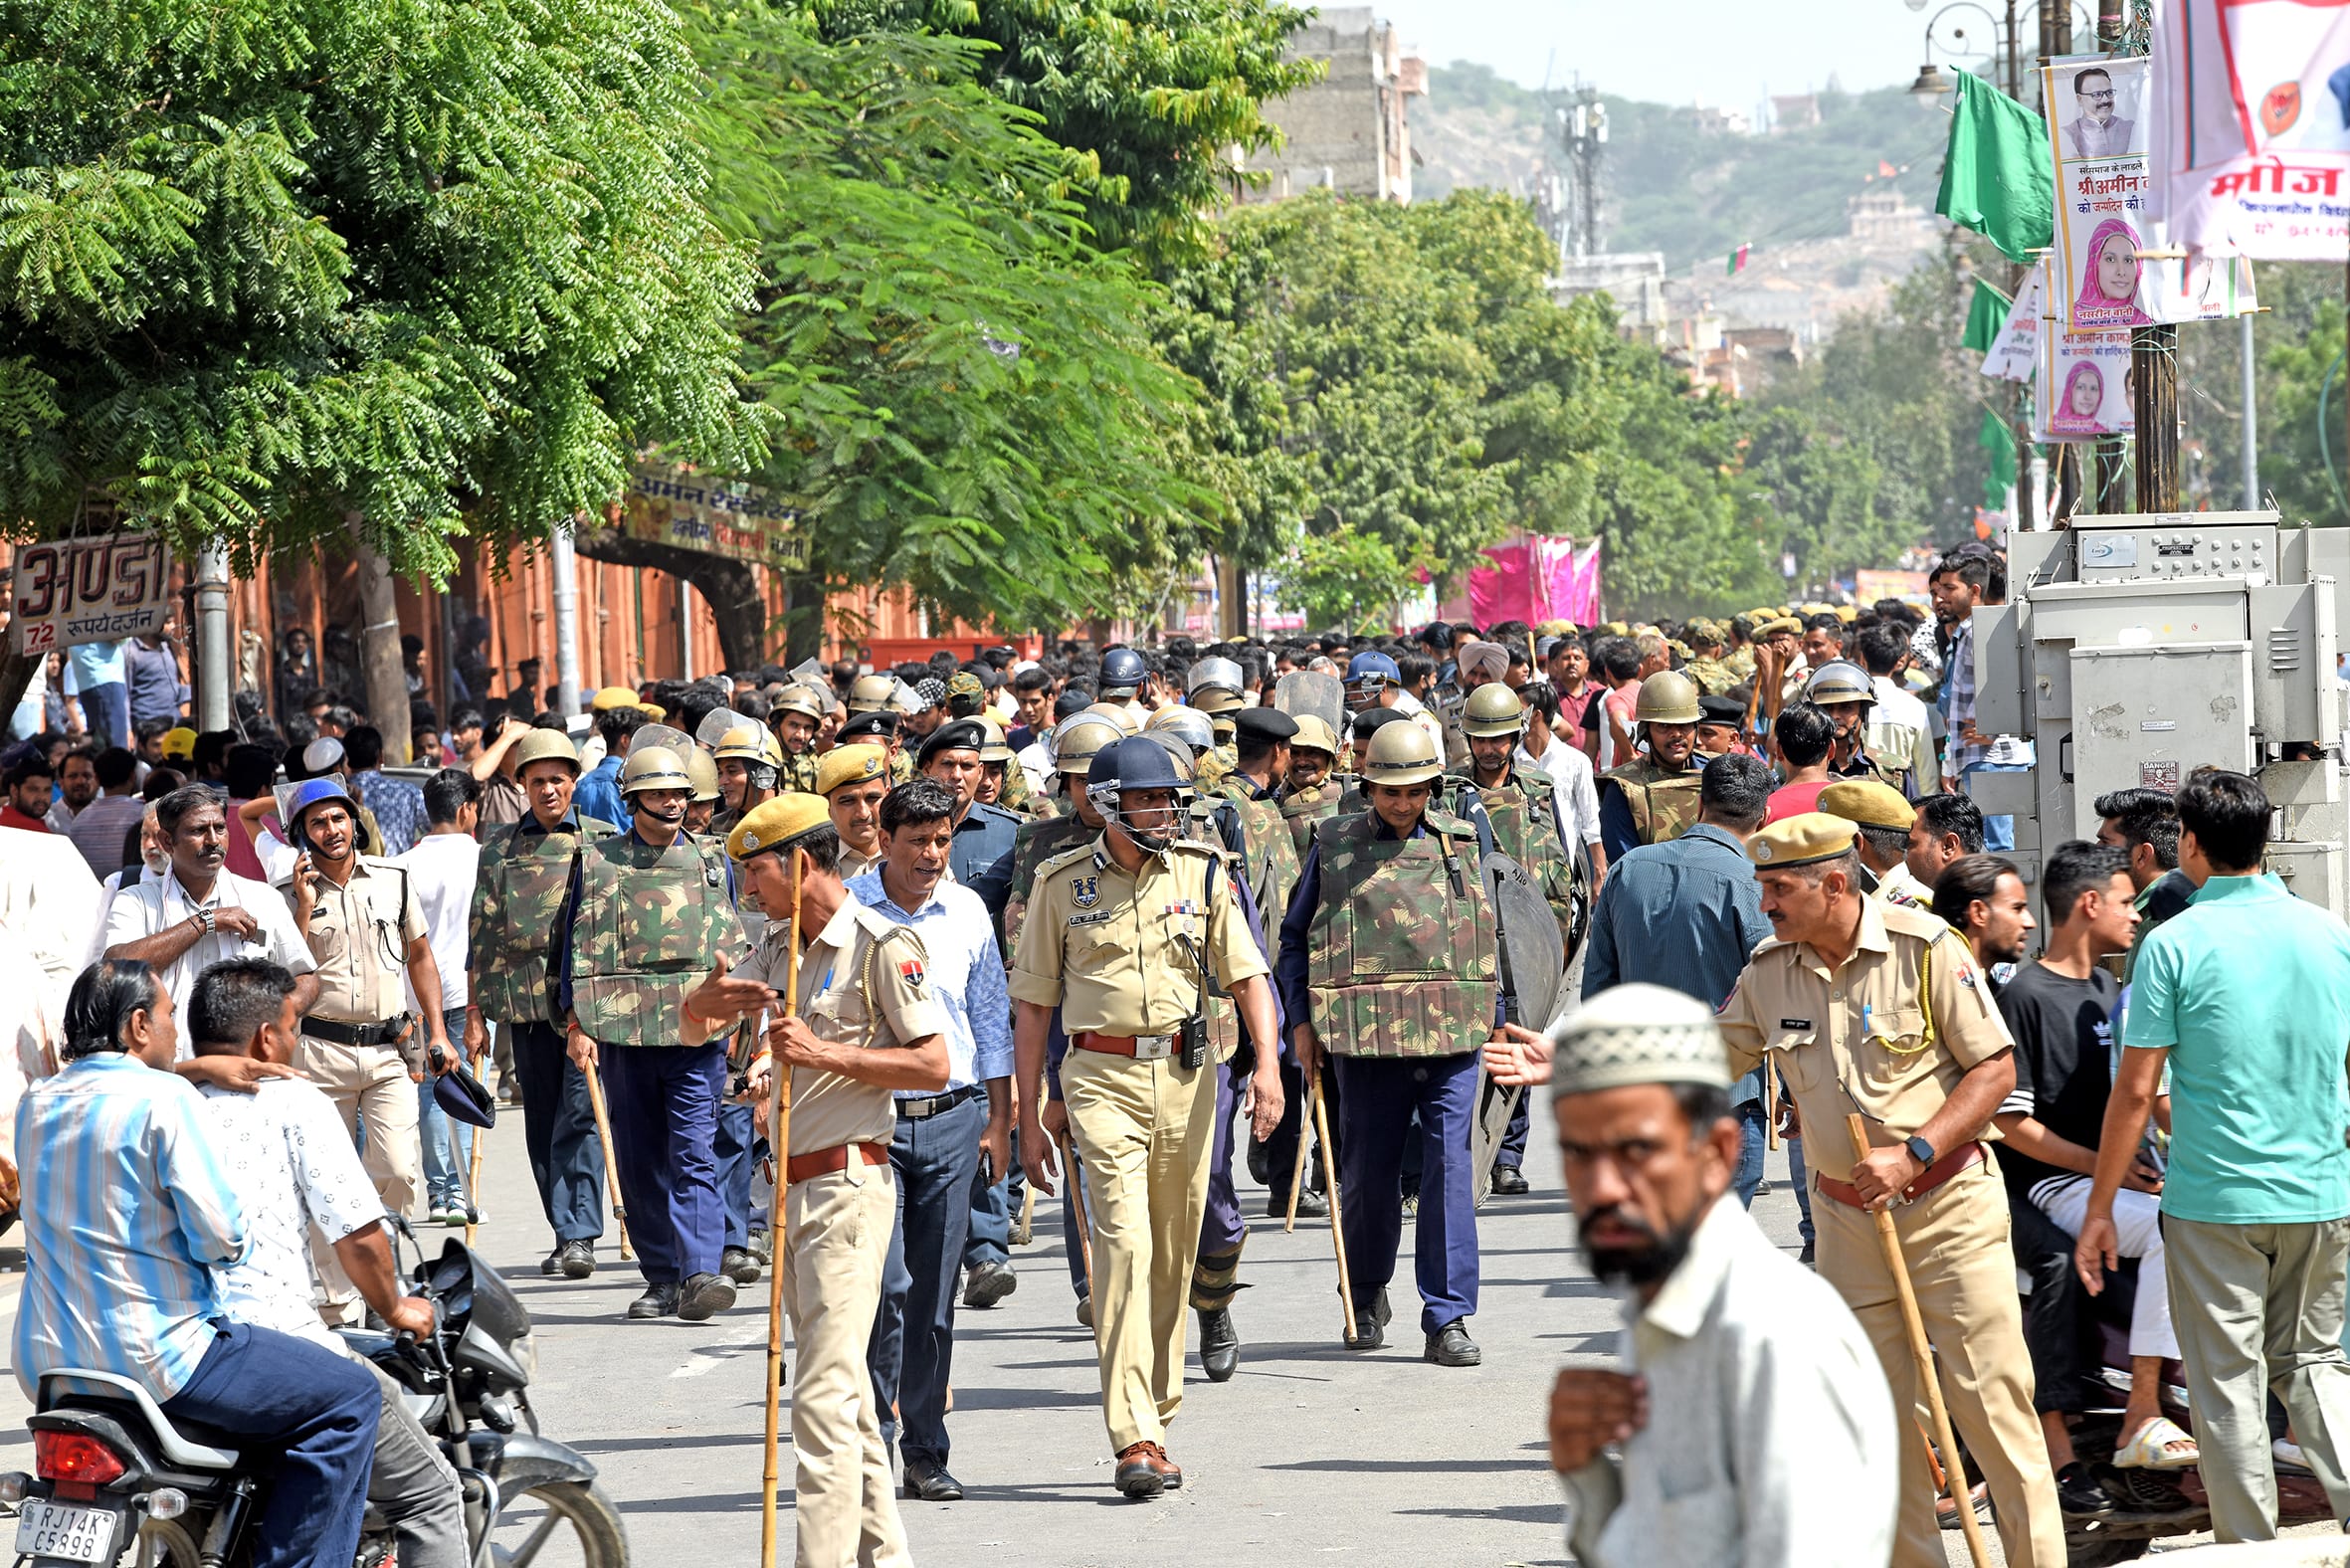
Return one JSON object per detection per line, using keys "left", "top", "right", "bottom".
{"left": 286, "top": 776, "right": 352, "bottom": 831}
{"left": 1086, "top": 734, "right": 1183, "bottom": 794}
{"left": 1346, "top": 650, "right": 1400, "bottom": 684}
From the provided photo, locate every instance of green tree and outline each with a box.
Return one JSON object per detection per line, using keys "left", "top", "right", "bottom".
{"left": 683, "top": 6, "right": 1222, "bottom": 654}
{"left": 0, "top": 0, "right": 761, "bottom": 734}
{"left": 813, "top": 0, "right": 1320, "bottom": 269}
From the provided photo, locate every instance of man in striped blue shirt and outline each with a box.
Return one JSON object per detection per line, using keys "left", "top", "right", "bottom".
{"left": 15, "top": 959, "right": 380, "bottom": 1568}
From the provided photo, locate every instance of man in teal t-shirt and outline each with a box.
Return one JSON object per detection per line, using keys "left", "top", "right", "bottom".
{"left": 2076, "top": 769, "right": 2350, "bottom": 1542}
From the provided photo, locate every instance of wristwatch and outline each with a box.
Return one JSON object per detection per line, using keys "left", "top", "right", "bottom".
{"left": 191, "top": 905, "right": 215, "bottom": 935}
{"left": 1904, "top": 1134, "right": 1938, "bottom": 1170}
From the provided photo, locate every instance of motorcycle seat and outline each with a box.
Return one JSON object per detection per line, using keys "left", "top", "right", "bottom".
{"left": 38, "top": 1370, "right": 241, "bottom": 1470}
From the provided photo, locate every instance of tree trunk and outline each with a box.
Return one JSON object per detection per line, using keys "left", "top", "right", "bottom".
{"left": 781, "top": 571, "right": 826, "bottom": 665}
{"left": 349, "top": 516, "right": 412, "bottom": 763}
{"left": 575, "top": 534, "right": 771, "bottom": 673}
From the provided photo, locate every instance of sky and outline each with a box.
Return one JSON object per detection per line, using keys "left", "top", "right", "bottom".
{"left": 1373, "top": 0, "right": 1943, "bottom": 110}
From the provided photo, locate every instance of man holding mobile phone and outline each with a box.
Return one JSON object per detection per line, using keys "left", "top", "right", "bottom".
{"left": 850, "top": 779, "right": 1012, "bottom": 1502}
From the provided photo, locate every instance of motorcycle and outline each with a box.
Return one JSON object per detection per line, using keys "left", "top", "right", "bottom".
{"left": 5, "top": 1232, "right": 627, "bottom": 1567}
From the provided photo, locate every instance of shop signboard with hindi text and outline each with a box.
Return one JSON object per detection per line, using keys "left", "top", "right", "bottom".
{"left": 618, "top": 464, "right": 809, "bottom": 572}
{"left": 10, "top": 532, "right": 173, "bottom": 655}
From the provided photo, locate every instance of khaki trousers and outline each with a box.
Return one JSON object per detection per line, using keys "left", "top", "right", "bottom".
{"left": 2164, "top": 1215, "right": 2350, "bottom": 1542}
{"left": 1815, "top": 1161, "right": 2064, "bottom": 1568}
{"left": 298, "top": 1036, "right": 422, "bottom": 1323}
{"left": 782, "top": 1159, "right": 907, "bottom": 1568}
{"left": 1062, "top": 1046, "right": 1220, "bottom": 1454}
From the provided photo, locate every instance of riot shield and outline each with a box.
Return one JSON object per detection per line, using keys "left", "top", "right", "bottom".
{"left": 1471, "top": 849, "right": 1567, "bottom": 1205}
{"left": 1273, "top": 671, "right": 1344, "bottom": 735}
{"left": 788, "top": 656, "right": 830, "bottom": 689}
{"left": 696, "top": 706, "right": 747, "bottom": 750}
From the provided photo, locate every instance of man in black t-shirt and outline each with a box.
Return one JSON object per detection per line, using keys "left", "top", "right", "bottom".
{"left": 1994, "top": 841, "right": 2193, "bottom": 1495}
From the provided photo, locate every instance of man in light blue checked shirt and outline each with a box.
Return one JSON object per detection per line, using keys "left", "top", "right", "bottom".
{"left": 16, "top": 959, "right": 380, "bottom": 1568}
{"left": 852, "top": 779, "right": 1013, "bottom": 1503}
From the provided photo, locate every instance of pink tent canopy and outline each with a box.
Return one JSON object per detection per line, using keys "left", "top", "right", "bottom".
{"left": 1467, "top": 536, "right": 1602, "bottom": 627}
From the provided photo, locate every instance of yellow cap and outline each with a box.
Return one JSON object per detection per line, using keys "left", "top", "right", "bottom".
{"left": 1817, "top": 780, "right": 1915, "bottom": 832}
{"left": 727, "top": 794, "right": 832, "bottom": 862}
{"left": 816, "top": 743, "right": 889, "bottom": 795}
{"left": 1752, "top": 616, "right": 1802, "bottom": 639}
{"left": 591, "top": 686, "right": 639, "bottom": 711}
{"left": 636, "top": 700, "right": 666, "bottom": 717}
{"left": 1746, "top": 812, "right": 1860, "bottom": 870}
{"left": 160, "top": 726, "right": 197, "bottom": 761}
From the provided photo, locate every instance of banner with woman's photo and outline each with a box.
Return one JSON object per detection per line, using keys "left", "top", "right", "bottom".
{"left": 2046, "top": 54, "right": 2258, "bottom": 329}
{"left": 2035, "top": 264, "right": 2136, "bottom": 443}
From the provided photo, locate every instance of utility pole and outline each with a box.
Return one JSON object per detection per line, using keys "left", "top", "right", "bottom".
{"left": 193, "top": 543, "right": 231, "bottom": 733}
{"left": 1541, "top": 85, "right": 1606, "bottom": 262}
{"left": 549, "top": 527, "right": 582, "bottom": 719}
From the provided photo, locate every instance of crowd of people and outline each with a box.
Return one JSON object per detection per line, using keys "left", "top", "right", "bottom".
{"left": 4, "top": 532, "right": 2350, "bottom": 1567}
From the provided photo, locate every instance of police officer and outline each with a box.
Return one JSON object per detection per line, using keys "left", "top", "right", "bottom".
{"left": 1343, "top": 649, "right": 1445, "bottom": 755}
{"left": 1804, "top": 660, "right": 1915, "bottom": 797}
{"left": 279, "top": 775, "right": 453, "bottom": 1322}
{"left": 840, "top": 706, "right": 914, "bottom": 786}
{"left": 698, "top": 733, "right": 771, "bottom": 1282}
{"left": 1277, "top": 721, "right": 1496, "bottom": 1369}
{"left": 916, "top": 719, "right": 1021, "bottom": 919}
{"left": 1011, "top": 736, "right": 1282, "bottom": 1498}
{"left": 1096, "top": 647, "right": 1151, "bottom": 728}
{"left": 562, "top": 746, "right": 753, "bottom": 1322}
{"left": 766, "top": 684, "right": 826, "bottom": 795}
{"left": 1715, "top": 813, "right": 2063, "bottom": 1568}
{"left": 683, "top": 748, "right": 722, "bottom": 838}
{"left": 1681, "top": 620, "right": 1739, "bottom": 694}
{"left": 1447, "top": 683, "right": 1578, "bottom": 1199}
{"left": 971, "top": 710, "right": 1035, "bottom": 816}
{"left": 710, "top": 722, "right": 783, "bottom": 836}
{"left": 468, "top": 728, "right": 611, "bottom": 1278}
{"left": 1277, "top": 712, "right": 1346, "bottom": 862}
{"left": 1596, "top": 669, "right": 1706, "bottom": 865}
{"left": 725, "top": 794, "right": 947, "bottom": 1568}
{"left": 819, "top": 743, "right": 892, "bottom": 881}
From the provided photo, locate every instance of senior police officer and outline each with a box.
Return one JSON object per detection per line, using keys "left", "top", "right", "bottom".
{"left": 1011, "top": 736, "right": 1282, "bottom": 1498}
{"left": 725, "top": 794, "right": 949, "bottom": 1568}
{"left": 1447, "top": 683, "right": 1579, "bottom": 1198}
{"left": 1714, "top": 812, "right": 2063, "bottom": 1568}
{"left": 819, "top": 743, "right": 892, "bottom": 881}
{"left": 280, "top": 775, "right": 453, "bottom": 1322}
{"left": 562, "top": 746, "right": 755, "bottom": 1322}
{"left": 1819, "top": 779, "right": 1931, "bottom": 907}
{"left": 1278, "top": 721, "right": 1498, "bottom": 1368}
{"left": 1804, "top": 661, "right": 1915, "bottom": 798}
{"left": 1596, "top": 669, "right": 1706, "bottom": 865}
{"left": 468, "top": 728, "right": 612, "bottom": 1277}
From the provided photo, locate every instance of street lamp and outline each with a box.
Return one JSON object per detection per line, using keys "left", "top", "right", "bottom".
{"left": 1903, "top": 0, "right": 2094, "bottom": 102}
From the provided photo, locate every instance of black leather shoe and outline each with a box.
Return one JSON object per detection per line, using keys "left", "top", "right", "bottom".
{"left": 556, "top": 1240, "right": 596, "bottom": 1279}
{"left": 962, "top": 1261, "right": 1018, "bottom": 1308}
{"left": 627, "top": 1282, "right": 681, "bottom": 1319}
{"left": 1344, "top": 1288, "right": 1390, "bottom": 1350}
{"left": 1197, "top": 1308, "right": 1239, "bottom": 1382}
{"left": 748, "top": 1227, "right": 772, "bottom": 1265}
{"left": 1246, "top": 1139, "right": 1272, "bottom": 1185}
{"left": 1425, "top": 1320, "right": 1481, "bottom": 1367}
{"left": 2055, "top": 1462, "right": 2110, "bottom": 1517}
{"left": 1265, "top": 1187, "right": 1327, "bottom": 1218}
{"left": 679, "top": 1271, "right": 737, "bottom": 1322}
{"left": 902, "top": 1460, "right": 965, "bottom": 1501}
{"left": 1798, "top": 1241, "right": 1816, "bottom": 1268}
{"left": 721, "top": 1246, "right": 762, "bottom": 1284}
{"left": 1076, "top": 1294, "right": 1094, "bottom": 1329}
{"left": 1489, "top": 1165, "right": 1530, "bottom": 1197}
{"left": 540, "top": 1247, "right": 564, "bottom": 1276}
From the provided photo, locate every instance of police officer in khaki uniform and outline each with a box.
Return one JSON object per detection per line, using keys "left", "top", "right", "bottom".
{"left": 1011, "top": 736, "right": 1281, "bottom": 1498}
{"left": 279, "top": 775, "right": 452, "bottom": 1321}
{"left": 818, "top": 743, "right": 892, "bottom": 882}
{"left": 725, "top": 794, "right": 948, "bottom": 1568}
{"left": 1714, "top": 813, "right": 2062, "bottom": 1568}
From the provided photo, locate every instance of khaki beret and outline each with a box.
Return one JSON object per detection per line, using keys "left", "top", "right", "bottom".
{"left": 590, "top": 686, "right": 639, "bottom": 711}
{"left": 1818, "top": 780, "right": 1916, "bottom": 832}
{"left": 816, "top": 743, "right": 889, "bottom": 795}
{"left": 1746, "top": 812, "right": 1860, "bottom": 870}
{"left": 727, "top": 794, "right": 831, "bottom": 862}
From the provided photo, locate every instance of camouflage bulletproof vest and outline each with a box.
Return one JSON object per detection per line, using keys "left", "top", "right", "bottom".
{"left": 469, "top": 814, "right": 617, "bottom": 1025}
{"left": 1212, "top": 780, "right": 1302, "bottom": 954}
{"left": 568, "top": 832, "right": 746, "bottom": 1047}
{"left": 1194, "top": 746, "right": 1235, "bottom": 792}
{"left": 1304, "top": 809, "right": 1499, "bottom": 1060}
{"left": 778, "top": 750, "right": 821, "bottom": 796}
{"left": 1448, "top": 769, "right": 1577, "bottom": 951}
{"left": 993, "top": 759, "right": 1037, "bottom": 817}
{"left": 1001, "top": 812, "right": 1096, "bottom": 953}
{"left": 1278, "top": 778, "right": 1346, "bottom": 862}
{"left": 1684, "top": 658, "right": 1738, "bottom": 695}
{"left": 1600, "top": 754, "right": 1703, "bottom": 846}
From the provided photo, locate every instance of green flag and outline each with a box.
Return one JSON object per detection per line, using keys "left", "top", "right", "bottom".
{"left": 1934, "top": 72, "right": 2055, "bottom": 263}
{"left": 1979, "top": 407, "right": 2019, "bottom": 509}
{"left": 1961, "top": 278, "right": 2012, "bottom": 354}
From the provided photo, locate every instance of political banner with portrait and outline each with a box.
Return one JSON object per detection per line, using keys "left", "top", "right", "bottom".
{"left": 2035, "top": 316, "right": 2136, "bottom": 443}
{"left": 615, "top": 463, "right": 809, "bottom": 572}
{"left": 2149, "top": 0, "right": 2350, "bottom": 261}
{"left": 10, "top": 532, "right": 174, "bottom": 656}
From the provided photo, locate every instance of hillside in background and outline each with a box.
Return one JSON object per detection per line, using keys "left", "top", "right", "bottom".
{"left": 1416, "top": 64, "right": 1952, "bottom": 273}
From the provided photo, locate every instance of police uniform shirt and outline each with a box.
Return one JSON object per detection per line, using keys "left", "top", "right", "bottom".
{"left": 733, "top": 901, "right": 946, "bottom": 1158}
{"left": 285, "top": 855, "right": 430, "bottom": 1025}
{"left": 836, "top": 843, "right": 879, "bottom": 882}
{"left": 1714, "top": 897, "right": 2014, "bottom": 1182}
{"left": 1007, "top": 837, "right": 1267, "bottom": 1039}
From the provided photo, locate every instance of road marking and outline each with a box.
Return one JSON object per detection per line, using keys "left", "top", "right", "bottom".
{"left": 670, "top": 1319, "right": 767, "bottom": 1379}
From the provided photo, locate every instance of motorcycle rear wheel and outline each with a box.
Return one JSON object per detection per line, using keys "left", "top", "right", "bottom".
{"left": 489, "top": 1478, "right": 628, "bottom": 1568}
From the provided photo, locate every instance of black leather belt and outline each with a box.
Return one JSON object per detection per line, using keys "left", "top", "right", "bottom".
{"left": 302, "top": 1014, "right": 410, "bottom": 1049}
{"left": 894, "top": 1084, "right": 982, "bottom": 1121}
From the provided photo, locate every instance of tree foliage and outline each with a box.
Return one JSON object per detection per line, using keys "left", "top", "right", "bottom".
{"left": 0, "top": 0, "right": 763, "bottom": 578}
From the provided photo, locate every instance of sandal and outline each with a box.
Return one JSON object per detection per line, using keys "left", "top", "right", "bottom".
{"left": 2113, "top": 1415, "right": 2199, "bottom": 1470}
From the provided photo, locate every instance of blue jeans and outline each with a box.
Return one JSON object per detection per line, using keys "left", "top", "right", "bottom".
{"left": 715, "top": 1101, "right": 757, "bottom": 1250}
{"left": 1789, "top": 1134, "right": 1815, "bottom": 1246}
{"left": 1734, "top": 1100, "right": 1766, "bottom": 1207}
{"left": 509, "top": 1020, "right": 603, "bottom": 1245}
{"left": 1332, "top": 1052, "right": 1480, "bottom": 1335}
{"left": 961, "top": 1085, "right": 1010, "bottom": 1273}
{"left": 159, "top": 1320, "right": 380, "bottom": 1568}
{"left": 418, "top": 1008, "right": 474, "bottom": 1210}
{"left": 870, "top": 1091, "right": 983, "bottom": 1468}
{"left": 1961, "top": 761, "right": 2027, "bottom": 853}
{"left": 77, "top": 681, "right": 129, "bottom": 750}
